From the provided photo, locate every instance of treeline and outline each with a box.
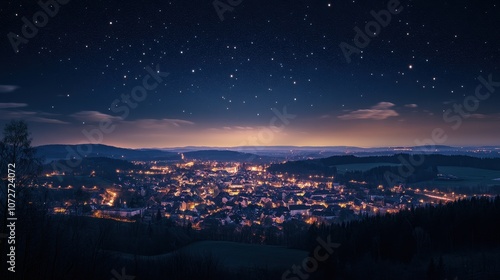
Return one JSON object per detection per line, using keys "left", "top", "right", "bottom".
{"left": 268, "top": 154, "right": 500, "bottom": 175}
{"left": 303, "top": 196, "right": 500, "bottom": 279}
{"left": 0, "top": 211, "right": 194, "bottom": 280}
{"left": 192, "top": 219, "right": 310, "bottom": 249}
{"left": 266, "top": 159, "right": 338, "bottom": 176}
{"left": 337, "top": 164, "right": 438, "bottom": 186}
{"left": 46, "top": 157, "right": 140, "bottom": 181}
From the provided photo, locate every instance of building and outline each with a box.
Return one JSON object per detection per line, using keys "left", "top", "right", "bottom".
{"left": 289, "top": 205, "right": 310, "bottom": 216}
{"left": 100, "top": 208, "right": 145, "bottom": 218}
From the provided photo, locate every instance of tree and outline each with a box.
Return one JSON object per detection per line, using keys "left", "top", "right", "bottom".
{"left": 0, "top": 120, "right": 42, "bottom": 277}
{"left": 427, "top": 258, "right": 436, "bottom": 280}
{"left": 156, "top": 208, "right": 162, "bottom": 222}
{"left": 0, "top": 120, "right": 42, "bottom": 227}
{"left": 74, "top": 186, "right": 90, "bottom": 215}
{"left": 436, "top": 256, "right": 446, "bottom": 279}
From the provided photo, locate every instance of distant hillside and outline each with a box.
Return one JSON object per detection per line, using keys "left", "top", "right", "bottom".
{"left": 46, "top": 157, "right": 140, "bottom": 181}
{"left": 164, "top": 145, "right": 500, "bottom": 159}
{"left": 183, "top": 150, "right": 276, "bottom": 163}
{"left": 268, "top": 154, "right": 500, "bottom": 175}
{"left": 36, "top": 145, "right": 274, "bottom": 163}
{"left": 36, "top": 144, "right": 181, "bottom": 162}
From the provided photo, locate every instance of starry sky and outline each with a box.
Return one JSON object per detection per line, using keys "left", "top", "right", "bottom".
{"left": 0, "top": 0, "right": 499, "bottom": 148}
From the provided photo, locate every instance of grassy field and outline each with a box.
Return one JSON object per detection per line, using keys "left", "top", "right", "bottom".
{"left": 438, "top": 166, "right": 500, "bottom": 179}
{"left": 335, "top": 163, "right": 401, "bottom": 174}
{"left": 411, "top": 166, "right": 500, "bottom": 188}
{"left": 334, "top": 163, "right": 500, "bottom": 189}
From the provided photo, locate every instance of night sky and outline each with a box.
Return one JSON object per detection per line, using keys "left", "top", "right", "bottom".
{"left": 1, "top": 0, "right": 499, "bottom": 148}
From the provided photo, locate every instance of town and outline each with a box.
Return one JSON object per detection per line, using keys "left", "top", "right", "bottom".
{"left": 37, "top": 157, "right": 485, "bottom": 231}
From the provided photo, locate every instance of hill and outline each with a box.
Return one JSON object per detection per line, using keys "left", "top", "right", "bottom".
{"left": 183, "top": 150, "right": 276, "bottom": 163}
{"left": 101, "top": 240, "right": 307, "bottom": 270}
{"left": 46, "top": 156, "right": 140, "bottom": 181}
{"left": 268, "top": 154, "right": 500, "bottom": 175}
{"left": 36, "top": 144, "right": 180, "bottom": 162}
{"left": 36, "top": 144, "right": 274, "bottom": 163}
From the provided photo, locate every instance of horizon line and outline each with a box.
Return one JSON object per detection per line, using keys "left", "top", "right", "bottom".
{"left": 33, "top": 143, "right": 500, "bottom": 150}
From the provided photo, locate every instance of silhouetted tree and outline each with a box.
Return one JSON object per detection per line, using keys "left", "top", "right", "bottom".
{"left": 0, "top": 120, "right": 42, "bottom": 224}
{"left": 156, "top": 208, "right": 162, "bottom": 222}
{"left": 436, "top": 256, "right": 446, "bottom": 279}
{"left": 0, "top": 120, "right": 42, "bottom": 278}
{"left": 427, "top": 258, "right": 436, "bottom": 280}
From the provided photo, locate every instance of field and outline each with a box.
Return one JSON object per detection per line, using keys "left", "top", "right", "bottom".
{"left": 335, "top": 163, "right": 401, "bottom": 174}
{"left": 412, "top": 166, "right": 500, "bottom": 188}
{"left": 334, "top": 163, "right": 500, "bottom": 189}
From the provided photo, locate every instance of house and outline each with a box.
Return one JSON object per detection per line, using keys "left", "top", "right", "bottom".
{"left": 289, "top": 205, "right": 310, "bottom": 216}
{"left": 101, "top": 208, "right": 145, "bottom": 218}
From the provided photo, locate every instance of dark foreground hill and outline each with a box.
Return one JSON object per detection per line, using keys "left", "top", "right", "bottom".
{"left": 2, "top": 197, "right": 499, "bottom": 279}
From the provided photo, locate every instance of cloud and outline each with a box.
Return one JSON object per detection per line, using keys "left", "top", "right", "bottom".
{"left": 70, "top": 110, "right": 195, "bottom": 131}
{"left": 372, "top": 102, "right": 396, "bottom": 110}
{"left": 338, "top": 102, "right": 399, "bottom": 120}
{"left": 0, "top": 103, "right": 27, "bottom": 109}
{"left": 30, "top": 117, "right": 70, "bottom": 124}
{"left": 469, "top": 113, "right": 500, "bottom": 120}
{"left": 210, "top": 126, "right": 255, "bottom": 131}
{"left": 71, "top": 111, "right": 123, "bottom": 123}
{"left": 0, "top": 110, "right": 69, "bottom": 124}
{"left": 0, "top": 85, "right": 19, "bottom": 93}
{"left": 469, "top": 114, "right": 487, "bottom": 119}
{"left": 423, "top": 110, "right": 434, "bottom": 116}
{"left": 405, "top": 104, "right": 418, "bottom": 108}
{"left": 234, "top": 126, "right": 254, "bottom": 130}
{"left": 71, "top": 111, "right": 194, "bottom": 128}
{"left": 126, "top": 118, "right": 195, "bottom": 128}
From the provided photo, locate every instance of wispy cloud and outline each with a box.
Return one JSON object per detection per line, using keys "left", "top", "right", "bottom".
{"left": 0, "top": 85, "right": 19, "bottom": 93}
{"left": 210, "top": 126, "right": 255, "bottom": 131}
{"left": 71, "top": 111, "right": 194, "bottom": 128}
{"left": 30, "top": 117, "right": 70, "bottom": 124}
{"left": 469, "top": 113, "right": 500, "bottom": 120}
{"left": 126, "top": 118, "right": 195, "bottom": 128}
{"left": 338, "top": 102, "right": 399, "bottom": 120}
{"left": 0, "top": 103, "right": 27, "bottom": 109}
{"left": 71, "top": 111, "right": 123, "bottom": 123}
{"left": 234, "top": 126, "right": 254, "bottom": 130}
{"left": 404, "top": 104, "right": 418, "bottom": 108}
{"left": 0, "top": 110, "right": 69, "bottom": 124}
